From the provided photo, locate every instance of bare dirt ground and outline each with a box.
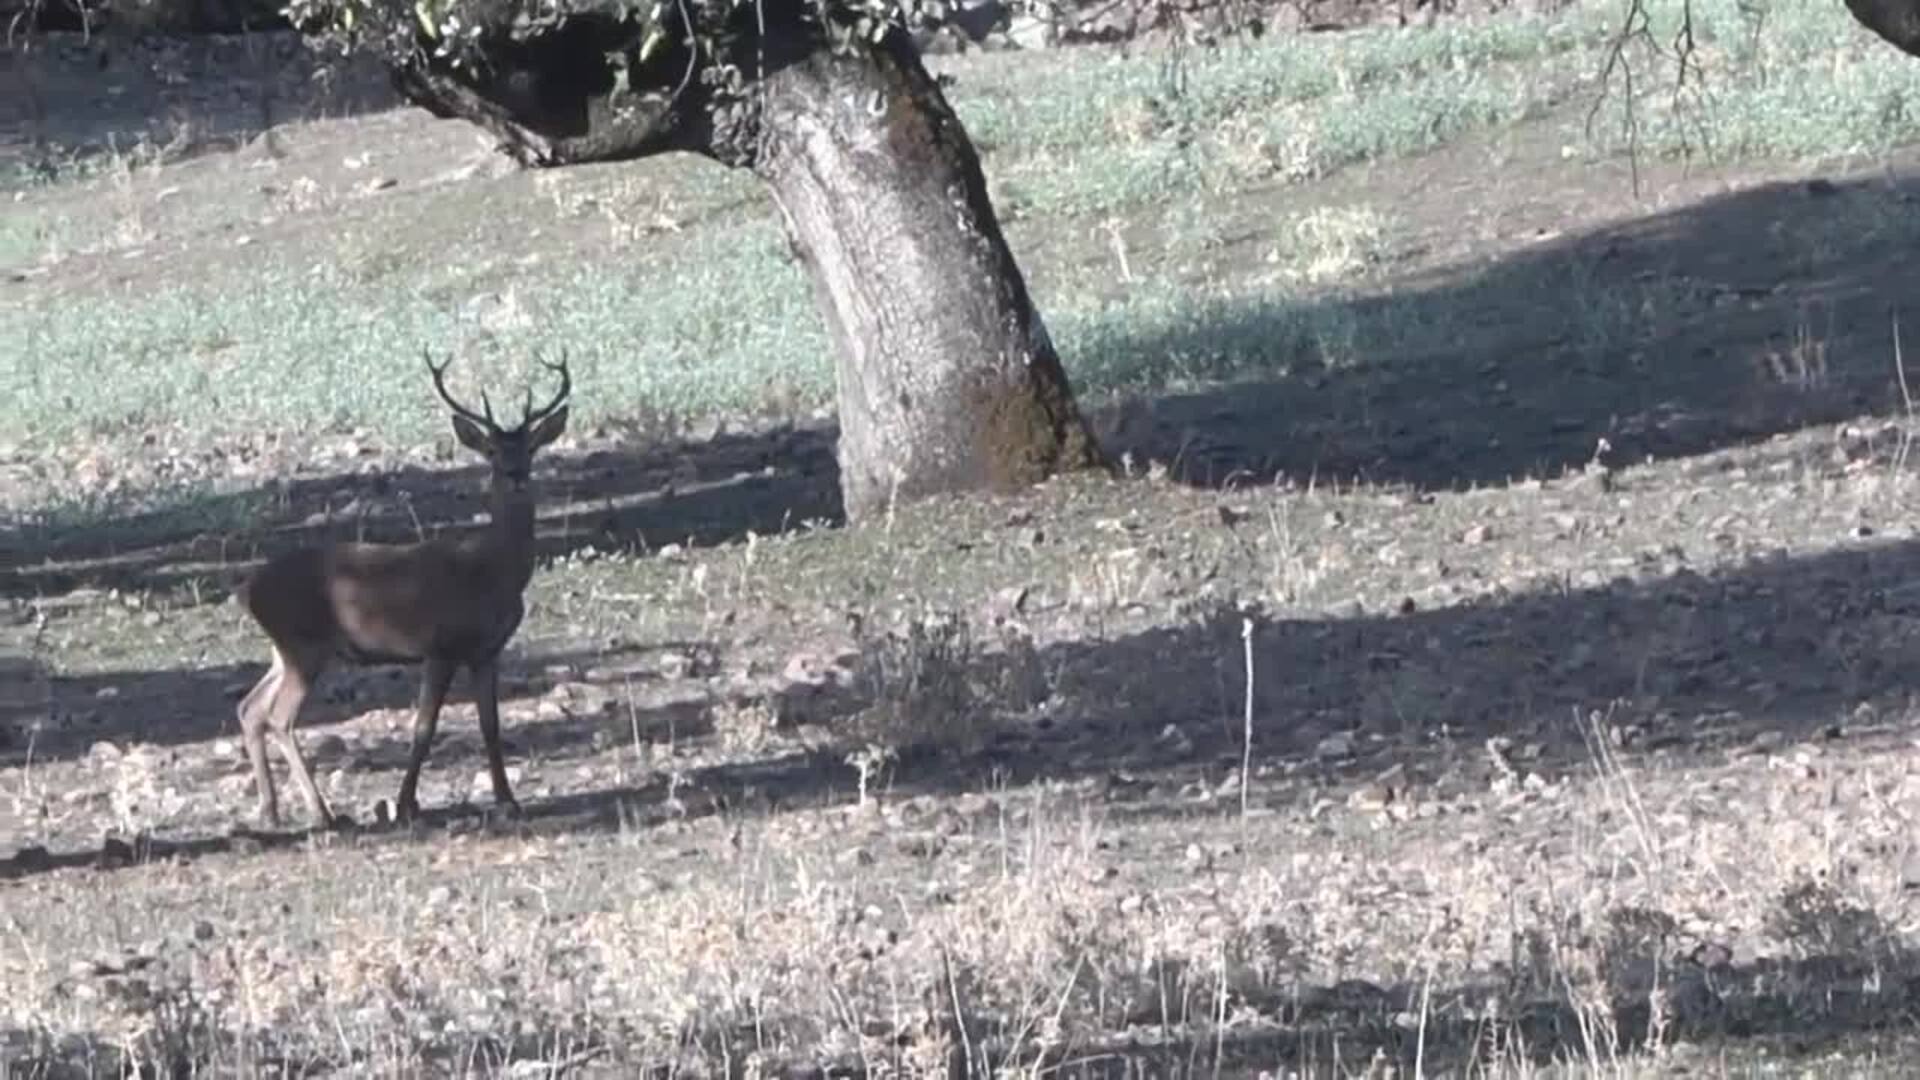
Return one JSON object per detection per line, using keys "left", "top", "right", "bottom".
{"left": 9, "top": 28, "right": 1920, "bottom": 1078}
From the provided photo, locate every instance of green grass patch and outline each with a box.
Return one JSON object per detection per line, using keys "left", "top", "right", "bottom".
{"left": 6, "top": 0, "right": 1920, "bottom": 459}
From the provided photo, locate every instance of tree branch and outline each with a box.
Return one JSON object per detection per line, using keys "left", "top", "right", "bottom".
{"left": 390, "top": 51, "right": 691, "bottom": 166}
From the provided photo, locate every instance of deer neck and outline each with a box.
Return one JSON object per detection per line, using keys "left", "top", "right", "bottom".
{"left": 482, "top": 489, "right": 540, "bottom": 591}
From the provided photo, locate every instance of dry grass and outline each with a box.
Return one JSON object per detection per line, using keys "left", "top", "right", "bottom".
{"left": 7, "top": 710, "right": 1920, "bottom": 1074}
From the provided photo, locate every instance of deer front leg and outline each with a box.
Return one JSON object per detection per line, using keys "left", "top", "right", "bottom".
{"left": 470, "top": 658, "right": 522, "bottom": 817}
{"left": 395, "top": 655, "right": 457, "bottom": 822}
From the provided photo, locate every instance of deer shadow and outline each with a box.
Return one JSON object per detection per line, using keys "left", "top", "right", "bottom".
{"left": 9, "top": 514, "right": 1920, "bottom": 843}
{"left": 9, "top": 509, "right": 1920, "bottom": 1072}
{"left": 8, "top": 548, "right": 1920, "bottom": 1073}
{"left": 0, "top": 635, "right": 710, "bottom": 769}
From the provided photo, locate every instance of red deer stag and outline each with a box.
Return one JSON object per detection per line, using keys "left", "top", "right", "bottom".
{"left": 234, "top": 351, "right": 571, "bottom": 828}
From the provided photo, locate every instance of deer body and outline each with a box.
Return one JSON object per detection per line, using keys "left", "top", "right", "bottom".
{"left": 235, "top": 354, "right": 569, "bottom": 828}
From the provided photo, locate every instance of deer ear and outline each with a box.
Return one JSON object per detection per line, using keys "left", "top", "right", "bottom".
{"left": 527, "top": 405, "right": 569, "bottom": 451}
{"left": 451, "top": 414, "right": 492, "bottom": 453}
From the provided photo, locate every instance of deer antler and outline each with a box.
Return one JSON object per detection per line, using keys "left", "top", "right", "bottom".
{"left": 521, "top": 349, "right": 572, "bottom": 428}
{"left": 425, "top": 349, "right": 500, "bottom": 432}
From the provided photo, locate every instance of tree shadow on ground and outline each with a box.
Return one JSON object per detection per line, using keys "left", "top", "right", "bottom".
{"left": 1100, "top": 169, "right": 1920, "bottom": 492}
{"left": 1, "top": 30, "right": 396, "bottom": 179}
{"left": 9, "top": 512, "right": 1920, "bottom": 824}
{"left": 8, "top": 507, "right": 1920, "bottom": 1071}
{"left": 1, "top": 423, "right": 844, "bottom": 599}
{"left": 9, "top": 167, "right": 1917, "bottom": 603}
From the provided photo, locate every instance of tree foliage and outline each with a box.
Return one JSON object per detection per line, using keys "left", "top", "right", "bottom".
{"left": 278, "top": 0, "right": 988, "bottom": 168}
{"left": 1844, "top": 0, "right": 1920, "bottom": 57}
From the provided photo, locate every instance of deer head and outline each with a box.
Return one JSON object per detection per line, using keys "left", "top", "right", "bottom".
{"left": 425, "top": 349, "right": 572, "bottom": 499}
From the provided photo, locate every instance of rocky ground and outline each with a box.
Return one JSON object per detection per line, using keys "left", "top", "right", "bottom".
{"left": 9, "top": 17, "right": 1920, "bottom": 1077}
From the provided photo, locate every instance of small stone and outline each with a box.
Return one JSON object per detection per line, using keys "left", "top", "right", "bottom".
{"left": 1315, "top": 732, "right": 1355, "bottom": 759}
{"left": 895, "top": 832, "right": 944, "bottom": 858}
{"left": 1691, "top": 941, "right": 1733, "bottom": 967}
{"left": 1348, "top": 782, "right": 1393, "bottom": 811}
{"left": 987, "top": 585, "right": 1030, "bottom": 620}
{"left": 1155, "top": 724, "right": 1193, "bottom": 755}
{"left": 1463, "top": 524, "right": 1493, "bottom": 544}
{"left": 835, "top": 846, "right": 875, "bottom": 867}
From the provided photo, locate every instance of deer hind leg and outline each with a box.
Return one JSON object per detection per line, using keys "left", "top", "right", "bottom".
{"left": 470, "top": 657, "right": 521, "bottom": 816}
{"left": 263, "top": 644, "right": 334, "bottom": 829}
{"left": 394, "top": 655, "right": 457, "bottom": 822}
{"left": 237, "top": 652, "right": 286, "bottom": 827}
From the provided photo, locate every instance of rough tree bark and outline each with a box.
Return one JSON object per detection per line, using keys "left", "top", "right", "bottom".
{"left": 756, "top": 37, "right": 1090, "bottom": 515}
{"left": 357, "top": 0, "right": 1101, "bottom": 521}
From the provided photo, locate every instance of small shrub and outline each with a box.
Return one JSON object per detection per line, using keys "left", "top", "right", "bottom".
{"left": 846, "top": 608, "right": 1048, "bottom": 761}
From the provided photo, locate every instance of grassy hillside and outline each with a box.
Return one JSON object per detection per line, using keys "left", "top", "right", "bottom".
{"left": 6, "top": 0, "right": 1920, "bottom": 456}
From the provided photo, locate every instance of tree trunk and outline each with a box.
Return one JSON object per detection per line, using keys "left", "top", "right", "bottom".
{"left": 378, "top": 7, "right": 1103, "bottom": 524}
{"left": 753, "top": 35, "right": 1098, "bottom": 518}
